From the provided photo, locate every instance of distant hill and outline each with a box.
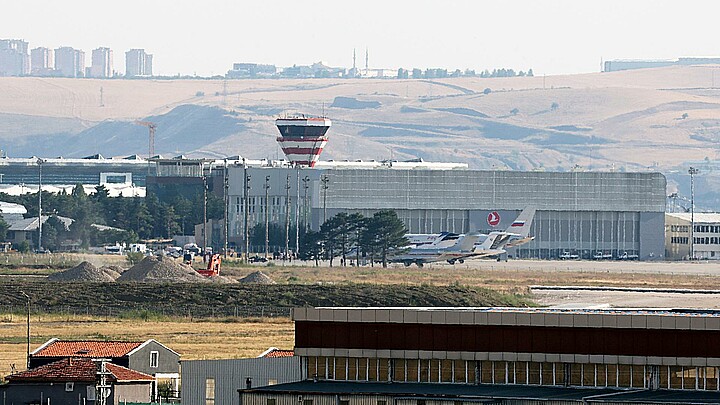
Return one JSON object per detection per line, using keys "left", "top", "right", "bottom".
{"left": 1, "top": 67, "right": 720, "bottom": 207}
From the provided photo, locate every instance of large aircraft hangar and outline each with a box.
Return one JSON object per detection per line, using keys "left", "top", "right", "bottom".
{"left": 226, "top": 160, "right": 666, "bottom": 260}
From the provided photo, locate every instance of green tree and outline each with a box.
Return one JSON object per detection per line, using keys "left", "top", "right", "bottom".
{"left": 320, "top": 212, "right": 365, "bottom": 266}
{"left": 0, "top": 216, "right": 8, "bottom": 241}
{"left": 364, "top": 210, "right": 409, "bottom": 268}
{"left": 298, "top": 230, "right": 323, "bottom": 266}
{"left": 42, "top": 216, "right": 69, "bottom": 251}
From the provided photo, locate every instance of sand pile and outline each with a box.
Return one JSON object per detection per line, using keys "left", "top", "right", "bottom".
{"left": 48, "top": 261, "right": 118, "bottom": 282}
{"left": 117, "top": 256, "right": 208, "bottom": 283}
{"left": 239, "top": 271, "right": 275, "bottom": 284}
{"left": 98, "top": 266, "right": 122, "bottom": 280}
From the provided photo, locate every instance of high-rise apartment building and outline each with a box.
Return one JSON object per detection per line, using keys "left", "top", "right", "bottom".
{"left": 89, "top": 47, "right": 113, "bottom": 78}
{"left": 30, "top": 47, "right": 54, "bottom": 76}
{"left": 0, "top": 39, "right": 30, "bottom": 76}
{"left": 125, "top": 49, "right": 153, "bottom": 77}
{"left": 54, "top": 47, "right": 85, "bottom": 78}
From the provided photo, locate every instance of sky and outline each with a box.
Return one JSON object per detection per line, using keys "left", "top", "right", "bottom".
{"left": 4, "top": 0, "right": 720, "bottom": 77}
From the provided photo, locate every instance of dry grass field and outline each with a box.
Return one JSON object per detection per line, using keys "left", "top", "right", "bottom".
{"left": 0, "top": 314, "right": 293, "bottom": 378}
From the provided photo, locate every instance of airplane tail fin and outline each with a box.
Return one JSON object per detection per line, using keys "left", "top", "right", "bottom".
{"left": 505, "top": 207, "right": 536, "bottom": 237}
{"left": 475, "top": 232, "right": 504, "bottom": 251}
{"left": 453, "top": 232, "right": 481, "bottom": 251}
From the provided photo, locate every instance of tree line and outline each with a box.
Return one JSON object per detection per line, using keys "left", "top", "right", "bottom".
{"left": 0, "top": 184, "right": 225, "bottom": 251}
{"left": 300, "top": 210, "right": 409, "bottom": 268}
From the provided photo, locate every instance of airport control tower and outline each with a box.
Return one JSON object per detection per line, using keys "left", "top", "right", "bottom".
{"left": 275, "top": 116, "right": 331, "bottom": 167}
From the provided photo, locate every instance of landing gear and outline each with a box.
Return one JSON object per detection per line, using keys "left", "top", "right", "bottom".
{"left": 458, "top": 259, "right": 465, "bottom": 264}
{"left": 404, "top": 260, "right": 412, "bottom": 267}
{"left": 447, "top": 259, "right": 456, "bottom": 265}
{"left": 416, "top": 261, "right": 424, "bottom": 268}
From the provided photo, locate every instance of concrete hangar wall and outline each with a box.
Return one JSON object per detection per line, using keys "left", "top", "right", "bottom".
{"left": 227, "top": 164, "right": 666, "bottom": 260}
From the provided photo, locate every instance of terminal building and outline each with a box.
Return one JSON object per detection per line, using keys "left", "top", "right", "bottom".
{"left": 237, "top": 307, "right": 720, "bottom": 405}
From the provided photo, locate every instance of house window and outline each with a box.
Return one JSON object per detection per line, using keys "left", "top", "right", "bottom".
{"left": 150, "top": 351, "right": 159, "bottom": 368}
{"left": 205, "top": 378, "right": 215, "bottom": 405}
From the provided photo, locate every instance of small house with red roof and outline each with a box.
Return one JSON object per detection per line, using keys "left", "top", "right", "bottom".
{"left": 0, "top": 357, "right": 153, "bottom": 404}
{"left": 29, "top": 338, "right": 180, "bottom": 400}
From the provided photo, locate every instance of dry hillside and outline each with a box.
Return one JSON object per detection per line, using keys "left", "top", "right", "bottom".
{"left": 2, "top": 66, "right": 720, "bottom": 205}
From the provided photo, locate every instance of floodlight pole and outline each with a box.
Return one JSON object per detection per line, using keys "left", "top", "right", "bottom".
{"left": 19, "top": 291, "right": 29, "bottom": 370}
{"left": 243, "top": 160, "right": 251, "bottom": 263}
{"left": 689, "top": 167, "right": 699, "bottom": 260}
{"left": 37, "top": 158, "right": 44, "bottom": 252}
{"left": 295, "top": 165, "right": 300, "bottom": 257}
{"left": 321, "top": 175, "right": 329, "bottom": 224}
{"left": 264, "top": 175, "right": 270, "bottom": 259}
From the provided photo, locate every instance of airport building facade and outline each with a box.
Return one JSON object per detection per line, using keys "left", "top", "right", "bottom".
{"left": 239, "top": 307, "right": 720, "bottom": 405}
{"left": 226, "top": 162, "right": 666, "bottom": 260}
{"left": 665, "top": 213, "right": 720, "bottom": 260}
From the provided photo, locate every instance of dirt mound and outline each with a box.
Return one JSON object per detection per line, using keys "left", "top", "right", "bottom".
{"left": 239, "top": 271, "right": 275, "bottom": 284}
{"left": 117, "top": 256, "right": 208, "bottom": 283}
{"left": 101, "top": 265, "right": 126, "bottom": 274}
{"left": 47, "top": 261, "right": 116, "bottom": 282}
{"left": 208, "top": 275, "right": 239, "bottom": 284}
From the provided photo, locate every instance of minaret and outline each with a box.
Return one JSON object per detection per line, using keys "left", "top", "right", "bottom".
{"left": 365, "top": 48, "right": 369, "bottom": 75}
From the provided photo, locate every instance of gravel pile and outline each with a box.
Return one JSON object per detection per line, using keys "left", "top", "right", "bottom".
{"left": 239, "top": 271, "right": 275, "bottom": 284}
{"left": 48, "top": 261, "right": 117, "bottom": 282}
{"left": 117, "top": 256, "right": 208, "bottom": 283}
{"left": 98, "top": 266, "right": 122, "bottom": 280}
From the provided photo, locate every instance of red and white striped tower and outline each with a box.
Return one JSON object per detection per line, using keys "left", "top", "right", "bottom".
{"left": 275, "top": 117, "right": 331, "bottom": 167}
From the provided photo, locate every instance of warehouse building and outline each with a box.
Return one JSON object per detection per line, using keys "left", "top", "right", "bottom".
{"left": 224, "top": 161, "right": 666, "bottom": 260}
{"left": 665, "top": 212, "right": 720, "bottom": 260}
{"left": 238, "top": 307, "right": 720, "bottom": 405}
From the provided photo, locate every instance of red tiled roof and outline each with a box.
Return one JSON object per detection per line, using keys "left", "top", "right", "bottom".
{"left": 263, "top": 349, "right": 295, "bottom": 358}
{"left": 32, "top": 340, "right": 143, "bottom": 358}
{"left": 6, "top": 358, "right": 152, "bottom": 383}
{"left": 106, "top": 363, "right": 154, "bottom": 381}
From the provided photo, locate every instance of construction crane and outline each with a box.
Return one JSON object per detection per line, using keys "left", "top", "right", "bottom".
{"left": 134, "top": 120, "right": 157, "bottom": 158}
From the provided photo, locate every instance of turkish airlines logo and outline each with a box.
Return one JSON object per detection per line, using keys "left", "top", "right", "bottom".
{"left": 487, "top": 211, "right": 501, "bottom": 227}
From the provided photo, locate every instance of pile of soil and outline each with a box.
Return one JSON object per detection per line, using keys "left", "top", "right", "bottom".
{"left": 101, "top": 265, "right": 126, "bottom": 274}
{"left": 117, "top": 256, "right": 208, "bottom": 283}
{"left": 47, "top": 261, "right": 118, "bottom": 282}
{"left": 98, "top": 266, "right": 122, "bottom": 280}
{"left": 208, "top": 275, "right": 239, "bottom": 284}
{"left": 239, "top": 271, "right": 275, "bottom": 284}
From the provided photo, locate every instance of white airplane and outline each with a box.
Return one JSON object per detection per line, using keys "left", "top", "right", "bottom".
{"left": 402, "top": 207, "right": 536, "bottom": 265}
{"left": 390, "top": 232, "right": 503, "bottom": 267}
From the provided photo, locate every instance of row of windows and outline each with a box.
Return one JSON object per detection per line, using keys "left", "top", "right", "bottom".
{"left": 236, "top": 197, "right": 294, "bottom": 206}
{"left": 695, "top": 237, "right": 720, "bottom": 245}
{"left": 696, "top": 225, "right": 720, "bottom": 234}
{"left": 670, "top": 225, "right": 690, "bottom": 232}
{"left": 671, "top": 237, "right": 689, "bottom": 244}
{"left": 306, "top": 357, "right": 720, "bottom": 391}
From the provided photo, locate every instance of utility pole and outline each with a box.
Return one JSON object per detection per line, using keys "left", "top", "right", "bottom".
{"left": 295, "top": 166, "right": 300, "bottom": 257}
{"left": 302, "top": 176, "right": 310, "bottom": 232}
{"left": 223, "top": 159, "right": 229, "bottom": 259}
{"left": 19, "top": 291, "right": 29, "bottom": 370}
{"left": 689, "top": 166, "right": 699, "bottom": 260}
{"left": 243, "top": 160, "right": 251, "bottom": 263}
{"left": 94, "top": 359, "right": 112, "bottom": 405}
{"left": 37, "top": 158, "right": 43, "bottom": 252}
{"left": 284, "top": 174, "right": 291, "bottom": 260}
{"left": 264, "top": 175, "right": 270, "bottom": 259}
{"left": 321, "top": 175, "right": 330, "bottom": 224}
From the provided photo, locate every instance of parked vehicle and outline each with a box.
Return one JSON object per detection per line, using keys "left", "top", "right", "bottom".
{"left": 559, "top": 251, "right": 579, "bottom": 260}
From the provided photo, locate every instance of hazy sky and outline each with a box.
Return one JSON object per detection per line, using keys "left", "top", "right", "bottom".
{"left": 4, "top": 0, "right": 719, "bottom": 76}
